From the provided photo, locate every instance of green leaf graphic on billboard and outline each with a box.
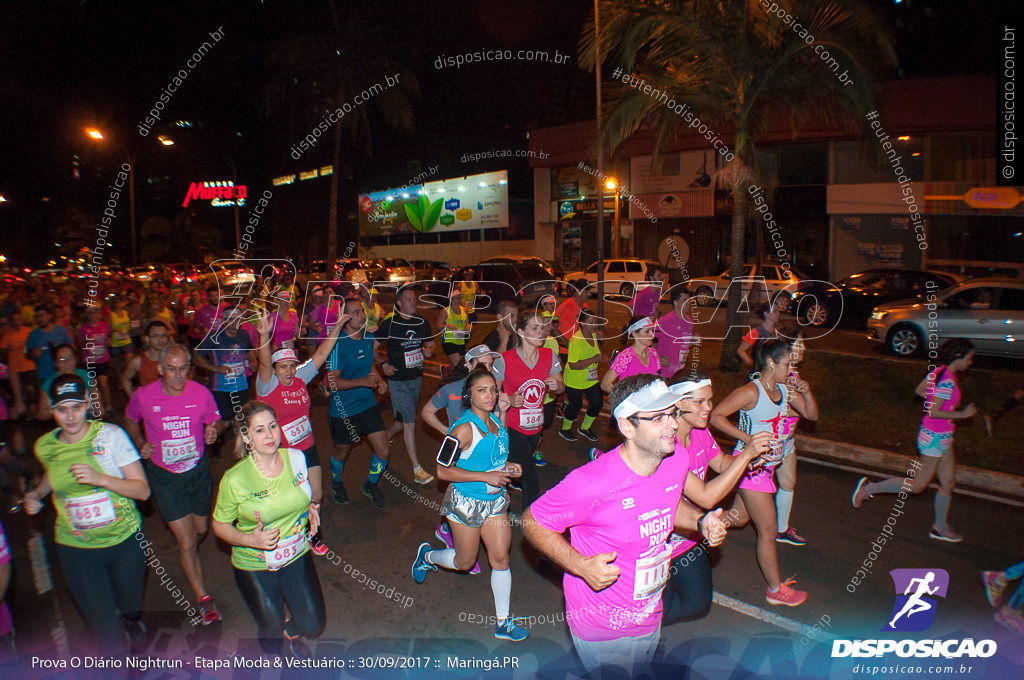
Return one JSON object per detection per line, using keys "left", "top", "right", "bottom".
{"left": 439, "top": 214, "right": 455, "bottom": 226}
{"left": 406, "top": 195, "right": 445, "bottom": 232}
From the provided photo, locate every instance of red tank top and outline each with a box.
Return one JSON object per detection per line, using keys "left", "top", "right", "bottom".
{"left": 139, "top": 353, "right": 161, "bottom": 387}
{"left": 502, "top": 347, "right": 553, "bottom": 434}
{"left": 260, "top": 378, "right": 314, "bottom": 449}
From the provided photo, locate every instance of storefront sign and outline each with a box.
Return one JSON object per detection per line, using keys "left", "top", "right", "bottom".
{"left": 182, "top": 181, "right": 247, "bottom": 208}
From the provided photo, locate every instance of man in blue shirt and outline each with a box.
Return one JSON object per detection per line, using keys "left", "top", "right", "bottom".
{"left": 193, "top": 306, "right": 255, "bottom": 457}
{"left": 27, "top": 305, "right": 72, "bottom": 386}
{"left": 325, "top": 298, "right": 390, "bottom": 509}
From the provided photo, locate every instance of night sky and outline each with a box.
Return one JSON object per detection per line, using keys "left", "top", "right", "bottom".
{"left": 0, "top": 0, "right": 1007, "bottom": 267}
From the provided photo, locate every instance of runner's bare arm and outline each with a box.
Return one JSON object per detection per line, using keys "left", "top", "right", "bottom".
{"left": 522, "top": 508, "right": 620, "bottom": 592}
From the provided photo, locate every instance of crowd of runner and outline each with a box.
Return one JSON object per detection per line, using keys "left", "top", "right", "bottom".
{"left": 0, "top": 265, "right": 1020, "bottom": 671}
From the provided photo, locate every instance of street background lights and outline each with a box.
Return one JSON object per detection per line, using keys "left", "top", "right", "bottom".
{"left": 85, "top": 127, "right": 137, "bottom": 266}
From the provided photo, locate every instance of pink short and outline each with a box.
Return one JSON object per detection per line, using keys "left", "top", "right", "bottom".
{"left": 733, "top": 447, "right": 778, "bottom": 494}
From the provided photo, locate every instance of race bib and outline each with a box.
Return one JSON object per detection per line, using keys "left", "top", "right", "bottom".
{"left": 634, "top": 543, "right": 672, "bottom": 600}
{"left": 282, "top": 415, "right": 313, "bottom": 444}
{"left": 586, "top": 364, "right": 598, "bottom": 382}
{"left": 88, "top": 341, "right": 107, "bottom": 360}
{"left": 66, "top": 491, "right": 117, "bottom": 531}
{"left": 162, "top": 436, "right": 199, "bottom": 465}
{"left": 281, "top": 339, "right": 295, "bottom": 350}
{"left": 266, "top": 532, "right": 306, "bottom": 571}
{"left": 404, "top": 348, "right": 424, "bottom": 368}
{"left": 679, "top": 348, "right": 687, "bottom": 363}
{"left": 519, "top": 407, "right": 543, "bottom": 430}
{"left": 130, "top": 320, "right": 141, "bottom": 330}
{"left": 453, "top": 329, "right": 470, "bottom": 340}
{"left": 225, "top": 361, "right": 245, "bottom": 379}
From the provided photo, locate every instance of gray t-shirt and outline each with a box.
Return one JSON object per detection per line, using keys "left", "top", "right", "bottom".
{"left": 255, "top": 359, "right": 320, "bottom": 396}
{"left": 431, "top": 379, "right": 467, "bottom": 425}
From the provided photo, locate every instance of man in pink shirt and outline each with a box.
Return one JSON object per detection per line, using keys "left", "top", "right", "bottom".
{"left": 524, "top": 374, "right": 729, "bottom": 676}
{"left": 124, "top": 343, "right": 223, "bottom": 625}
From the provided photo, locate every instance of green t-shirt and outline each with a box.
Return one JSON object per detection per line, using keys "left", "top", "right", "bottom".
{"left": 564, "top": 330, "right": 602, "bottom": 389}
{"left": 34, "top": 422, "right": 142, "bottom": 549}
{"left": 543, "top": 336, "right": 561, "bottom": 404}
{"left": 213, "top": 450, "right": 312, "bottom": 571}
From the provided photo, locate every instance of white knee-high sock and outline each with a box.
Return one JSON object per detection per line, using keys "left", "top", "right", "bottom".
{"left": 491, "top": 568, "right": 512, "bottom": 622}
{"left": 776, "top": 489, "right": 794, "bottom": 533}
{"left": 427, "top": 548, "right": 457, "bottom": 570}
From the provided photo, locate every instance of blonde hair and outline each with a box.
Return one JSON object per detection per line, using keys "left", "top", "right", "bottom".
{"left": 233, "top": 400, "right": 278, "bottom": 458}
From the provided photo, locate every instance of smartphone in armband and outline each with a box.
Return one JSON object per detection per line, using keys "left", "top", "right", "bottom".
{"left": 436, "top": 435, "right": 461, "bottom": 467}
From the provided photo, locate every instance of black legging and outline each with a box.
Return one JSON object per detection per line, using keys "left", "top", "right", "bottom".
{"left": 508, "top": 428, "right": 542, "bottom": 512}
{"left": 234, "top": 552, "right": 326, "bottom": 654}
{"left": 563, "top": 383, "right": 603, "bottom": 421}
{"left": 661, "top": 541, "right": 713, "bottom": 624}
{"left": 57, "top": 535, "right": 146, "bottom": 653}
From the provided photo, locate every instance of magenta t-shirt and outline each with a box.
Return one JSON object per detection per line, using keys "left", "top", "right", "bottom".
{"left": 609, "top": 346, "right": 660, "bottom": 379}
{"left": 308, "top": 302, "right": 344, "bottom": 339}
{"left": 921, "top": 366, "right": 960, "bottom": 435}
{"left": 655, "top": 312, "right": 694, "bottom": 378}
{"left": 530, "top": 444, "right": 689, "bottom": 641}
{"left": 272, "top": 309, "right": 300, "bottom": 350}
{"left": 669, "top": 428, "right": 721, "bottom": 557}
{"left": 79, "top": 321, "right": 111, "bottom": 364}
{"left": 125, "top": 380, "right": 220, "bottom": 473}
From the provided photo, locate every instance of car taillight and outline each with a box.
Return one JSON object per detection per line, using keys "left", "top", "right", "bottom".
{"left": 386, "top": 267, "right": 392, "bottom": 272}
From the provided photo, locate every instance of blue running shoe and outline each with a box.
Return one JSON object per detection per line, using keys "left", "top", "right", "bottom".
{"left": 495, "top": 617, "right": 530, "bottom": 642}
{"left": 412, "top": 542, "right": 437, "bottom": 584}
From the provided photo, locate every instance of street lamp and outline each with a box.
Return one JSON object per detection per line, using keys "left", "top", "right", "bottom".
{"left": 605, "top": 179, "right": 621, "bottom": 259}
{"left": 85, "top": 127, "right": 137, "bottom": 266}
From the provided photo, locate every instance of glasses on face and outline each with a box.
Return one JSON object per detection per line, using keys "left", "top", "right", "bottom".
{"left": 629, "top": 408, "right": 682, "bottom": 425}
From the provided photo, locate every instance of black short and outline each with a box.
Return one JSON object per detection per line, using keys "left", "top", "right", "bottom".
{"left": 147, "top": 456, "right": 212, "bottom": 523}
{"left": 442, "top": 341, "right": 466, "bottom": 356}
{"left": 300, "top": 442, "right": 321, "bottom": 469}
{"left": 214, "top": 389, "right": 250, "bottom": 422}
{"left": 87, "top": 362, "right": 109, "bottom": 377}
{"left": 329, "top": 405, "right": 385, "bottom": 445}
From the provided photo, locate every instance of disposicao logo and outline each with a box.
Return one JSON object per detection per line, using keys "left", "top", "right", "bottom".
{"left": 832, "top": 568, "right": 997, "bottom": 660}
{"left": 884, "top": 568, "right": 948, "bottom": 632}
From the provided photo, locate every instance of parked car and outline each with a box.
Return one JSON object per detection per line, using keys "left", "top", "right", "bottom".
{"left": 161, "top": 262, "right": 202, "bottom": 286}
{"left": 377, "top": 258, "right": 417, "bottom": 283}
{"left": 451, "top": 262, "right": 558, "bottom": 311}
{"left": 411, "top": 260, "right": 451, "bottom": 281}
{"left": 691, "top": 263, "right": 804, "bottom": 307}
{"left": 565, "top": 258, "right": 664, "bottom": 297}
{"left": 789, "top": 269, "right": 960, "bottom": 329}
{"left": 306, "top": 259, "right": 382, "bottom": 286}
{"left": 199, "top": 261, "right": 255, "bottom": 289}
{"left": 866, "top": 278, "right": 1024, "bottom": 358}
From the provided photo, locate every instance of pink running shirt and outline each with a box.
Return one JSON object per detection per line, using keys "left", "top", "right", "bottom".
{"left": 125, "top": 380, "right": 220, "bottom": 473}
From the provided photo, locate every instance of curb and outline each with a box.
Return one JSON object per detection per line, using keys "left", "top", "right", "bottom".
{"left": 793, "top": 434, "right": 1024, "bottom": 503}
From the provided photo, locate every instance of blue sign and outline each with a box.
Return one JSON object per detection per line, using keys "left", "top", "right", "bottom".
{"left": 444, "top": 198, "right": 460, "bottom": 211}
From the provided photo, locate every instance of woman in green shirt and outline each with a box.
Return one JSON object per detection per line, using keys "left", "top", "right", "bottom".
{"left": 24, "top": 374, "right": 150, "bottom": 652}
{"left": 212, "top": 400, "right": 325, "bottom": 657}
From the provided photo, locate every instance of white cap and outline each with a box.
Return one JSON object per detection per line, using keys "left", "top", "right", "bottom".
{"left": 271, "top": 348, "right": 299, "bottom": 364}
{"left": 670, "top": 378, "right": 712, "bottom": 397}
{"left": 612, "top": 379, "right": 683, "bottom": 420}
{"left": 626, "top": 316, "right": 656, "bottom": 336}
{"left": 466, "top": 345, "right": 500, "bottom": 362}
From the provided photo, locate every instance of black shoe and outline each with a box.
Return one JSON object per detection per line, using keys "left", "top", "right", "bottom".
{"left": 578, "top": 428, "right": 600, "bottom": 442}
{"left": 124, "top": 618, "right": 148, "bottom": 651}
{"left": 332, "top": 480, "right": 349, "bottom": 504}
{"left": 361, "top": 481, "right": 386, "bottom": 510}
{"left": 557, "top": 429, "right": 576, "bottom": 442}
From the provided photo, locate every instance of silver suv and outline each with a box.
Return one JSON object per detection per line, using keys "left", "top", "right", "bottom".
{"left": 867, "top": 278, "right": 1024, "bottom": 358}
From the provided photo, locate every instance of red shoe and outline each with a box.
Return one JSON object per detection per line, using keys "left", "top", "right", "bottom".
{"left": 310, "top": 531, "right": 329, "bottom": 556}
{"left": 766, "top": 577, "right": 807, "bottom": 607}
{"left": 198, "top": 595, "right": 222, "bottom": 625}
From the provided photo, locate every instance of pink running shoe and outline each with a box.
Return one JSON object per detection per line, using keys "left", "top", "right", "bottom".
{"left": 982, "top": 571, "right": 1008, "bottom": 607}
{"left": 766, "top": 577, "right": 807, "bottom": 607}
{"left": 435, "top": 522, "right": 481, "bottom": 574}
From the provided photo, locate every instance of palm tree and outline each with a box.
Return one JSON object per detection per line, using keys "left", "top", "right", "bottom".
{"left": 264, "top": 1, "right": 419, "bottom": 267}
{"left": 580, "top": 0, "right": 897, "bottom": 371}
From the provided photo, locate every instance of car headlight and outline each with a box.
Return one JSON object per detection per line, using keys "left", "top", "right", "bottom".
{"left": 870, "top": 311, "right": 889, "bottom": 321}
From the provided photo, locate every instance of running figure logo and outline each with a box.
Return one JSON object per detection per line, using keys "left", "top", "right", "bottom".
{"left": 883, "top": 568, "right": 949, "bottom": 632}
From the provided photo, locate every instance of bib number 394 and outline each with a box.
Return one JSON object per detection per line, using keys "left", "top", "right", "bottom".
{"left": 266, "top": 532, "right": 307, "bottom": 571}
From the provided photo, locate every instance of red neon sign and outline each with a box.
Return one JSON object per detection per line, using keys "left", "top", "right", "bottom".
{"left": 182, "top": 181, "right": 247, "bottom": 207}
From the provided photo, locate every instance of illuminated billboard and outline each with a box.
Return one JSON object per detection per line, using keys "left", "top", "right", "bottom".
{"left": 358, "top": 170, "right": 508, "bottom": 237}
